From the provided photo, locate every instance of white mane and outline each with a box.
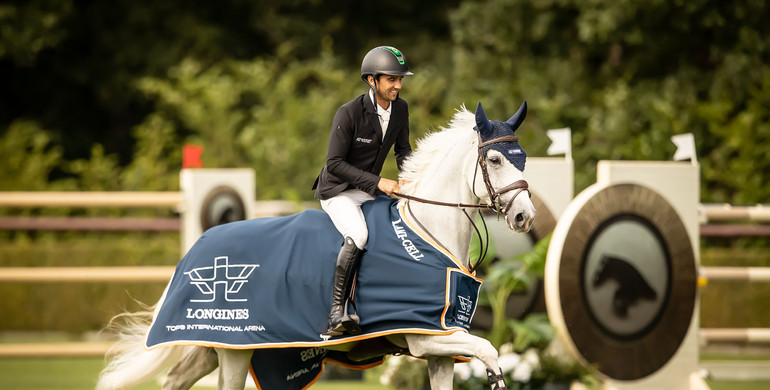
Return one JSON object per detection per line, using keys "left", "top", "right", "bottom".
{"left": 398, "top": 106, "right": 476, "bottom": 194}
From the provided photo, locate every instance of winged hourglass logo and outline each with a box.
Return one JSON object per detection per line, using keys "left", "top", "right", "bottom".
{"left": 184, "top": 256, "right": 259, "bottom": 302}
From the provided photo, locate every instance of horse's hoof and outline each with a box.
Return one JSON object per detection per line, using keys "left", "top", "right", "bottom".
{"left": 486, "top": 368, "right": 508, "bottom": 390}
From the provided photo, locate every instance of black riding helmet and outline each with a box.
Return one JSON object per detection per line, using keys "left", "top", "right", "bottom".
{"left": 360, "top": 46, "right": 413, "bottom": 86}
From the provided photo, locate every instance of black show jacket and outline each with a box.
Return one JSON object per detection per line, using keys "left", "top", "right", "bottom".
{"left": 313, "top": 92, "right": 412, "bottom": 200}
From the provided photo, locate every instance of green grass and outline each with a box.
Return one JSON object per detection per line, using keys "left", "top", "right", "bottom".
{"left": 313, "top": 381, "right": 387, "bottom": 390}
{"left": 0, "top": 357, "right": 111, "bottom": 390}
{"left": 706, "top": 380, "right": 770, "bottom": 390}
{"left": 0, "top": 356, "right": 388, "bottom": 390}
{"left": 4, "top": 356, "right": 770, "bottom": 390}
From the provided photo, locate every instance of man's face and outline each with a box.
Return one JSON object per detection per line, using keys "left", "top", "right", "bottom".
{"left": 371, "top": 75, "right": 403, "bottom": 103}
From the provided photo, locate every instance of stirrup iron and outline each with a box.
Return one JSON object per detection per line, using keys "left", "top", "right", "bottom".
{"left": 325, "top": 298, "right": 361, "bottom": 337}
{"left": 340, "top": 298, "right": 361, "bottom": 335}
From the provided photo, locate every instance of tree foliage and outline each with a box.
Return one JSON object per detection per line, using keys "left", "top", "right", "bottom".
{"left": 448, "top": 0, "right": 770, "bottom": 202}
{"left": 0, "top": 0, "right": 768, "bottom": 204}
{"left": 0, "top": 120, "right": 66, "bottom": 191}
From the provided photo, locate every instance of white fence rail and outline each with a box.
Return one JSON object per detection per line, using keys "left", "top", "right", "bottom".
{"left": 0, "top": 266, "right": 175, "bottom": 282}
{"left": 699, "top": 203, "right": 770, "bottom": 222}
{"left": 0, "top": 191, "right": 182, "bottom": 208}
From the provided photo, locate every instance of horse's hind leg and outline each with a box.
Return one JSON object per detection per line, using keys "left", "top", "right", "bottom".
{"left": 163, "top": 346, "right": 218, "bottom": 390}
{"left": 214, "top": 348, "right": 253, "bottom": 390}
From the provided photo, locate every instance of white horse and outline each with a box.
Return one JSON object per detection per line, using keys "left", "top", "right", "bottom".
{"left": 97, "top": 101, "right": 536, "bottom": 390}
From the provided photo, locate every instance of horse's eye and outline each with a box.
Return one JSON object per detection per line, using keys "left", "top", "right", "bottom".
{"left": 488, "top": 156, "right": 502, "bottom": 165}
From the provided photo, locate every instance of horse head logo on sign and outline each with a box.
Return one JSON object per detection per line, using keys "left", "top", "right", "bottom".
{"left": 592, "top": 254, "right": 658, "bottom": 318}
{"left": 582, "top": 217, "right": 671, "bottom": 341}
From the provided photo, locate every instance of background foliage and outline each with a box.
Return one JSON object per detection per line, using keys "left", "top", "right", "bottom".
{"left": 1, "top": 0, "right": 769, "bottom": 333}
{"left": 1, "top": 0, "right": 768, "bottom": 203}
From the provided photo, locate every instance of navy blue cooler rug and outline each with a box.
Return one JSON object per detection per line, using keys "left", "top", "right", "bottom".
{"left": 145, "top": 196, "right": 482, "bottom": 389}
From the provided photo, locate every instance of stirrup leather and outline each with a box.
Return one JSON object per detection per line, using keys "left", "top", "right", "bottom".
{"left": 338, "top": 299, "right": 362, "bottom": 335}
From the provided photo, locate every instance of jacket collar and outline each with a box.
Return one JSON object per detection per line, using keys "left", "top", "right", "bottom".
{"left": 363, "top": 90, "right": 402, "bottom": 144}
{"left": 364, "top": 91, "right": 383, "bottom": 142}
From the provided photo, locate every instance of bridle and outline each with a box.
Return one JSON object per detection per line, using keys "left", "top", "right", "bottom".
{"left": 475, "top": 134, "right": 530, "bottom": 216}
{"left": 393, "top": 133, "right": 531, "bottom": 272}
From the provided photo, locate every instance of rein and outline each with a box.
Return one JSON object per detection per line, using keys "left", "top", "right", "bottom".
{"left": 391, "top": 192, "right": 496, "bottom": 210}
{"left": 393, "top": 134, "right": 530, "bottom": 273}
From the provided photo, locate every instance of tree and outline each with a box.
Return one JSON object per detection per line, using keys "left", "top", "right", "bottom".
{"left": 0, "top": 0, "right": 459, "bottom": 196}
{"left": 2, "top": 0, "right": 767, "bottom": 204}
{"left": 448, "top": 0, "right": 770, "bottom": 203}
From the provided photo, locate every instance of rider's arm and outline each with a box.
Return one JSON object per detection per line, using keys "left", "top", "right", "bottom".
{"left": 377, "top": 178, "right": 399, "bottom": 196}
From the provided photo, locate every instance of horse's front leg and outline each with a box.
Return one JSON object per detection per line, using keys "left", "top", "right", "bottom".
{"left": 406, "top": 332, "right": 507, "bottom": 390}
{"left": 214, "top": 348, "right": 253, "bottom": 390}
{"left": 426, "top": 356, "right": 455, "bottom": 390}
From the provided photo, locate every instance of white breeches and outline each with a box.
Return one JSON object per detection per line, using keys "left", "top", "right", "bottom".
{"left": 320, "top": 189, "right": 375, "bottom": 250}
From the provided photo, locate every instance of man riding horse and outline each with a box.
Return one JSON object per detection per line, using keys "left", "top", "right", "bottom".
{"left": 98, "top": 45, "right": 537, "bottom": 390}
{"left": 312, "top": 46, "right": 414, "bottom": 337}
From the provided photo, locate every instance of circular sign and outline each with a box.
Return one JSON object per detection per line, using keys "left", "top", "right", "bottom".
{"left": 547, "top": 183, "right": 696, "bottom": 380}
{"left": 200, "top": 186, "right": 247, "bottom": 231}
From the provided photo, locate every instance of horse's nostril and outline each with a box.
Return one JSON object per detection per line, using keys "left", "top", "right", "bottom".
{"left": 515, "top": 213, "right": 524, "bottom": 223}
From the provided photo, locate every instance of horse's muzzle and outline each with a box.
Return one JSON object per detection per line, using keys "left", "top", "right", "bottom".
{"left": 506, "top": 207, "right": 536, "bottom": 233}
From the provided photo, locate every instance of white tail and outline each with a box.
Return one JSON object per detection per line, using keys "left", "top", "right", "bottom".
{"left": 96, "top": 306, "right": 187, "bottom": 390}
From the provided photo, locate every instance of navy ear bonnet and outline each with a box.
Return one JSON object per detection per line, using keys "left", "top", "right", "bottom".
{"left": 474, "top": 101, "right": 528, "bottom": 171}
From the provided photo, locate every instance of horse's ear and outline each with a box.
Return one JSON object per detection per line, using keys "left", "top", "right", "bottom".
{"left": 474, "top": 102, "right": 493, "bottom": 137}
{"left": 505, "top": 101, "right": 527, "bottom": 132}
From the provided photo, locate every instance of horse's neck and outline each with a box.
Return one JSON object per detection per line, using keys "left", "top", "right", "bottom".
{"left": 401, "top": 140, "right": 480, "bottom": 266}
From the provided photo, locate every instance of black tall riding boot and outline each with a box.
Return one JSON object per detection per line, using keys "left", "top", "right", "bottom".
{"left": 326, "top": 237, "right": 363, "bottom": 336}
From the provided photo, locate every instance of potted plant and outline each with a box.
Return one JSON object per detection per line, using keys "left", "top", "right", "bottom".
{"left": 480, "top": 235, "right": 551, "bottom": 349}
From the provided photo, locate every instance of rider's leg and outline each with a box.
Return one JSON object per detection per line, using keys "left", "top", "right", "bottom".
{"left": 328, "top": 236, "right": 363, "bottom": 335}
{"left": 321, "top": 190, "right": 374, "bottom": 336}
{"left": 320, "top": 189, "right": 374, "bottom": 250}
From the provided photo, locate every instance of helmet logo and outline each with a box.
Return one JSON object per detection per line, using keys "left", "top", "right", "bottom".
{"left": 386, "top": 46, "right": 406, "bottom": 65}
